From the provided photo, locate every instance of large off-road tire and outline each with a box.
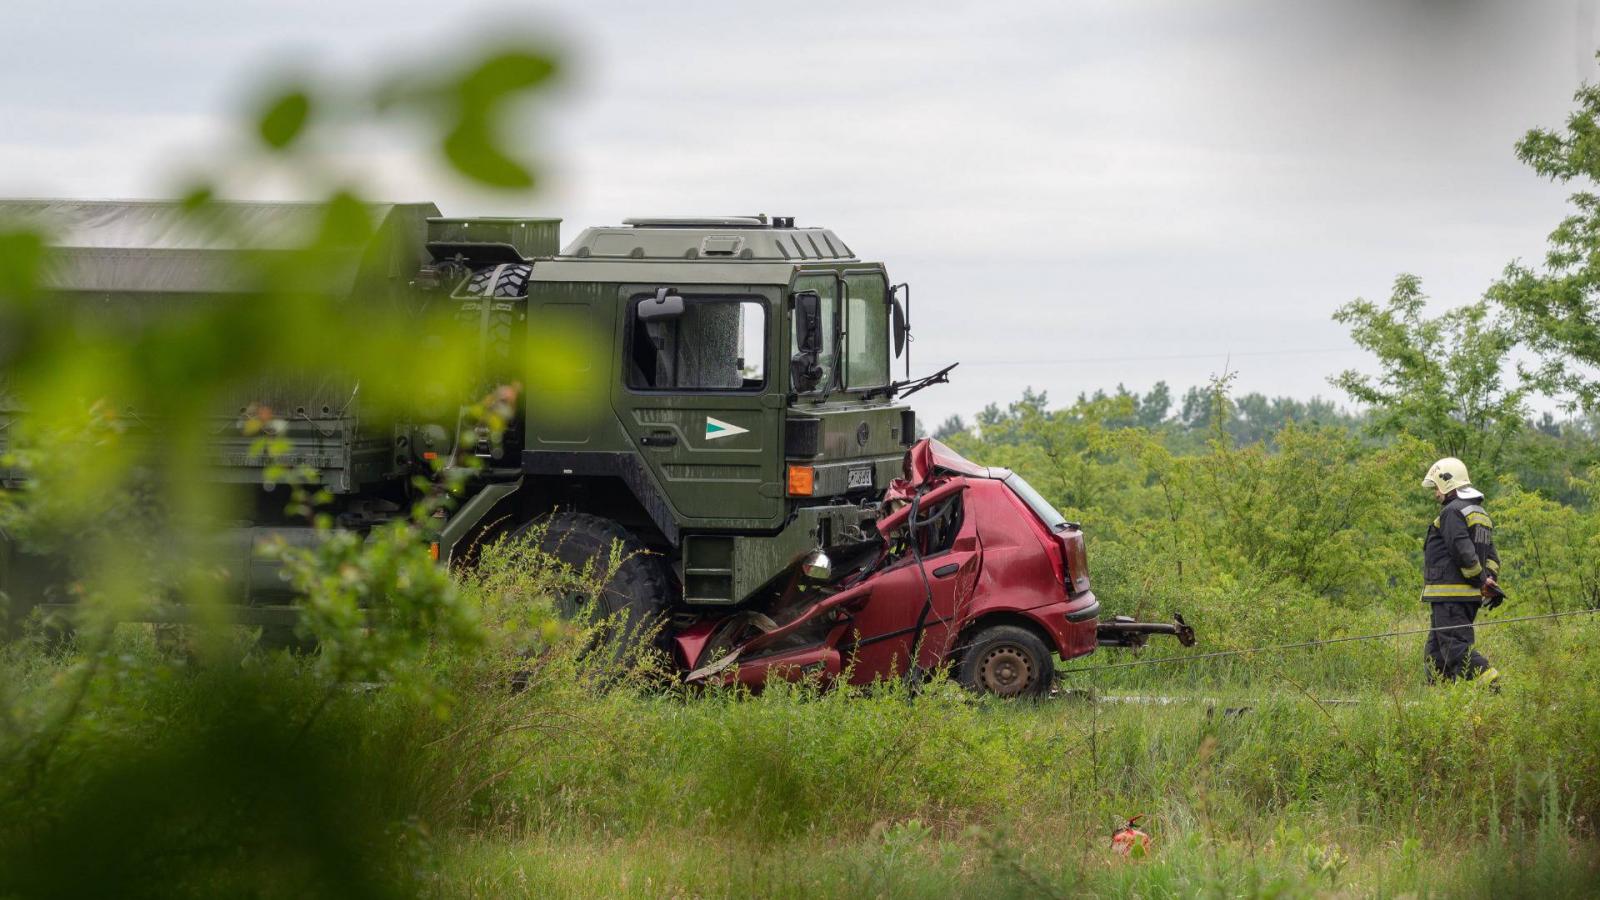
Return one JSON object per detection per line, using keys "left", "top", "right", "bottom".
{"left": 460, "top": 263, "right": 531, "bottom": 365}
{"left": 513, "top": 512, "right": 673, "bottom": 661}
{"left": 957, "top": 624, "right": 1056, "bottom": 698}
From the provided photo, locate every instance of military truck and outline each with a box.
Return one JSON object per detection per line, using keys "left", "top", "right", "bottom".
{"left": 0, "top": 202, "right": 923, "bottom": 623}
{"left": 1, "top": 201, "right": 1190, "bottom": 694}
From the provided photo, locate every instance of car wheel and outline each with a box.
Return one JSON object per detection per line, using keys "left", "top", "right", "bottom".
{"left": 957, "top": 624, "right": 1055, "bottom": 697}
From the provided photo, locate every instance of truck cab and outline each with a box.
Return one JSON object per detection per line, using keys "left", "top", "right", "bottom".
{"left": 435, "top": 215, "right": 917, "bottom": 608}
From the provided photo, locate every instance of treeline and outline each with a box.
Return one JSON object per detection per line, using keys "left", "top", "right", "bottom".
{"left": 932, "top": 381, "right": 1600, "bottom": 507}
{"left": 934, "top": 383, "right": 1361, "bottom": 447}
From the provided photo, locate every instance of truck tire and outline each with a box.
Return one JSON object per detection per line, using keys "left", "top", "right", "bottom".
{"left": 514, "top": 511, "right": 672, "bottom": 661}
{"left": 464, "top": 262, "right": 532, "bottom": 299}
{"left": 461, "top": 263, "right": 531, "bottom": 365}
{"left": 957, "top": 624, "right": 1056, "bottom": 698}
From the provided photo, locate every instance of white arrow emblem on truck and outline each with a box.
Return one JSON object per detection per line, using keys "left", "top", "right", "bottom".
{"left": 704, "top": 417, "right": 748, "bottom": 440}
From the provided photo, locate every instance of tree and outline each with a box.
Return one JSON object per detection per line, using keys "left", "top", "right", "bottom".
{"left": 1074, "top": 382, "right": 1173, "bottom": 430}
{"left": 1331, "top": 275, "right": 1528, "bottom": 475}
{"left": 1492, "top": 66, "right": 1600, "bottom": 411}
{"left": 931, "top": 414, "right": 968, "bottom": 441}
{"left": 974, "top": 387, "right": 1049, "bottom": 445}
{"left": 1179, "top": 381, "right": 1234, "bottom": 435}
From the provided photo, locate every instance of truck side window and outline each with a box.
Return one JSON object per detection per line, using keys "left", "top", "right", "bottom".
{"left": 790, "top": 274, "right": 838, "bottom": 393}
{"left": 628, "top": 297, "right": 766, "bottom": 391}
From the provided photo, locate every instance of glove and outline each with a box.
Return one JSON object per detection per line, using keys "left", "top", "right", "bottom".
{"left": 1481, "top": 576, "right": 1504, "bottom": 609}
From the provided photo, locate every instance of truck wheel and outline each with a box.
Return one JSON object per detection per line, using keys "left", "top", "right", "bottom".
{"left": 957, "top": 624, "right": 1056, "bottom": 698}
{"left": 515, "top": 512, "right": 672, "bottom": 660}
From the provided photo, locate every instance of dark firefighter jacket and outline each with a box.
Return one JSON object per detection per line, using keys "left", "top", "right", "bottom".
{"left": 1422, "top": 495, "right": 1500, "bottom": 601}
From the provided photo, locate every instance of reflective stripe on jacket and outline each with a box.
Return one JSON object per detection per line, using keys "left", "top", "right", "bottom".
{"left": 1422, "top": 496, "right": 1499, "bottom": 601}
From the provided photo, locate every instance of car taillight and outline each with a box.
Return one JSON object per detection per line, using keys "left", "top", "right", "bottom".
{"left": 1057, "top": 527, "right": 1091, "bottom": 595}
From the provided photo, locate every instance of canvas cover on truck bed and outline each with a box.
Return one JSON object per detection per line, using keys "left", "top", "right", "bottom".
{"left": 0, "top": 199, "right": 440, "bottom": 295}
{"left": 0, "top": 199, "right": 444, "bottom": 493}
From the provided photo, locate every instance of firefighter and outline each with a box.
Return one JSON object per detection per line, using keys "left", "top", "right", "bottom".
{"left": 1420, "top": 457, "right": 1503, "bottom": 686}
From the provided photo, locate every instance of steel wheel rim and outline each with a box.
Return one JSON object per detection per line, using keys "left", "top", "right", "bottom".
{"left": 977, "top": 644, "right": 1033, "bottom": 696}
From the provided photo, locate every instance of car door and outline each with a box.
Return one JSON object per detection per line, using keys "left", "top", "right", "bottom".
{"left": 613, "top": 285, "right": 784, "bottom": 525}
{"left": 843, "top": 490, "right": 981, "bottom": 681}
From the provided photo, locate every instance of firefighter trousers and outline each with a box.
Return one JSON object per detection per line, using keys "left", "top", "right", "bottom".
{"left": 1424, "top": 600, "right": 1489, "bottom": 682}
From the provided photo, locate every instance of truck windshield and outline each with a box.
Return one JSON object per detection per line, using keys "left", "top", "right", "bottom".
{"left": 1004, "top": 473, "right": 1068, "bottom": 531}
{"left": 844, "top": 273, "right": 889, "bottom": 389}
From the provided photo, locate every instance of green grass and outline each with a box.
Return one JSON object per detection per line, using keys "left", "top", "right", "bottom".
{"left": 414, "top": 673, "right": 1600, "bottom": 898}
{"left": 4, "top": 584, "right": 1599, "bottom": 897}
{"left": 400, "top": 607, "right": 1600, "bottom": 897}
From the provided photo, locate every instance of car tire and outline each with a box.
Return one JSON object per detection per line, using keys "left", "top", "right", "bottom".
{"left": 957, "top": 624, "right": 1056, "bottom": 698}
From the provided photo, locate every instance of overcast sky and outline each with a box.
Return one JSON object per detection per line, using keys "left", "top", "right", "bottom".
{"left": 3, "top": 0, "right": 1595, "bottom": 425}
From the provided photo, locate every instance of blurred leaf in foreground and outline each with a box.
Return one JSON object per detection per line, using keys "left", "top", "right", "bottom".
{"left": 257, "top": 87, "right": 313, "bottom": 150}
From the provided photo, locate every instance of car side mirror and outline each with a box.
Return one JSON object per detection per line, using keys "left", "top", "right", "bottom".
{"left": 638, "top": 287, "right": 685, "bottom": 321}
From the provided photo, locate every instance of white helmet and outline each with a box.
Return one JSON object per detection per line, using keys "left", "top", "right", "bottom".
{"left": 1423, "top": 457, "right": 1475, "bottom": 495}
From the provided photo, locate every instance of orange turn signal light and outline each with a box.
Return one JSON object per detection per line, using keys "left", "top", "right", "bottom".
{"left": 428, "top": 542, "right": 440, "bottom": 561}
{"left": 787, "top": 464, "right": 815, "bottom": 496}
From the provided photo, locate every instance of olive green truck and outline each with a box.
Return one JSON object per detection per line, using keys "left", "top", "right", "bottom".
{"left": 0, "top": 201, "right": 930, "bottom": 635}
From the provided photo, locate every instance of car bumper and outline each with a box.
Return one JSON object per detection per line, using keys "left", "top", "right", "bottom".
{"left": 1027, "top": 591, "right": 1101, "bottom": 661}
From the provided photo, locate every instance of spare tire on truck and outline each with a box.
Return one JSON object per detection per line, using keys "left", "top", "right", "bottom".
{"left": 512, "top": 511, "right": 672, "bottom": 663}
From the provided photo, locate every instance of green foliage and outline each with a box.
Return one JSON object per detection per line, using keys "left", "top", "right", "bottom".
{"left": 0, "top": 35, "right": 567, "bottom": 895}
{"left": 1333, "top": 274, "right": 1530, "bottom": 474}
{"left": 270, "top": 520, "right": 480, "bottom": 688}
{"left": 375, "top": 47, "right": 560, "bottom": 189}
{"left": 929, "top": 413, "right": 967, "bottom": 441}
{"left": 950, "top": 384, "right": 1424, "bottom": 638}
{"left": 257, "top": 88, "right": 312, "bottom": 150}
{"left": 0, "top": 657, "right": 419, "bottom": 899}
{"left": 1494, "top": 474, "right": 1600, "bottom": 613}
{"left": 1495, "top": 68, "right": 1600, "bottom": 411}
{"left": 2, "top": 522, "right": 1599, "bottom": 896}
{"left": 972, "top": 381, "right": 1363, "bottom": 455}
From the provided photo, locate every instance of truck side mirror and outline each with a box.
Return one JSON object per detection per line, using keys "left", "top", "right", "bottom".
{"left": 890, "top": 296, "right": 907, "bottom": 358}
{"left": 638, "top": 287, "right": 685, "bottom": 321}
{"left": 890, "top": 282, "right": 912, "bottom": 377}
{"left": 793, "top": 291, "right": 822, "bottom": 352}
{"left": 790, "top": 290, "right": 823, "bottom": 393}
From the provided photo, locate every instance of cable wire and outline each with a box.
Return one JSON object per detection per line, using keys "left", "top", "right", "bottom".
{"left": 1058, "top": 606, "right": 1600, "bottom": 675}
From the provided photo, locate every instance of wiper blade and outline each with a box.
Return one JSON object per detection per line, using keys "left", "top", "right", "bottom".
{"left": 891, "top": 362, "right": 959, "bottom": 400}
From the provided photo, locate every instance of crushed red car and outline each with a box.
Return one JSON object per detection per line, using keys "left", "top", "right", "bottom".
{"left": 677, "top": 439, "right": 1193, "bottom": 696}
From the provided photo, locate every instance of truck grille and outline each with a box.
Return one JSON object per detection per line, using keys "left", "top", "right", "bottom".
{"left": 786, "top": 418, "right": 821, "bottom": 457}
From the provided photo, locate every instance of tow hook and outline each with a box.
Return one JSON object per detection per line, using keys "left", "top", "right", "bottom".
{"left": 1097, "top": 613, "right": 1196, "bottom": 649}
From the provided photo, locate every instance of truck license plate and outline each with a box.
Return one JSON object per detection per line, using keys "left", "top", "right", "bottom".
{"left": 847, "top": 465, "right": 873, "bottom": 489}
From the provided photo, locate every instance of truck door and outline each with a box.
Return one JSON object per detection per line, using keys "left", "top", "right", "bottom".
{"left": 614, "top": 286, "right": 784, "bottom": 525}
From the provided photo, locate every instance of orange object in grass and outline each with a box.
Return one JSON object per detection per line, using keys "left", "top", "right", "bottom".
{"left": 1111, "top": 815, "right": 1151, "bottom": 859}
